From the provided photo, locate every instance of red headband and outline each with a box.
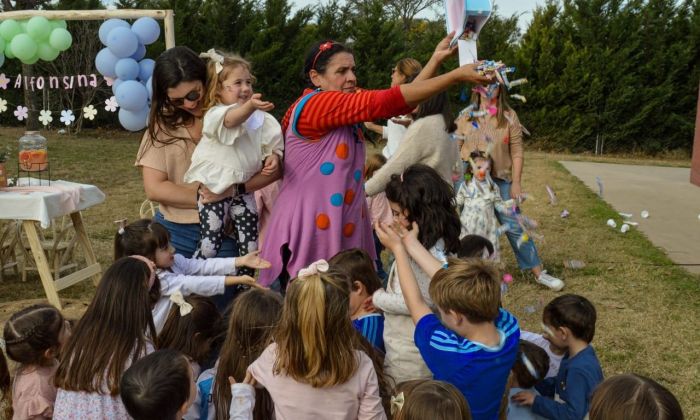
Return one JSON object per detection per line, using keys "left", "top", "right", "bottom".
{"left": 311, "top": 41, "right": 335, "bottom": 71}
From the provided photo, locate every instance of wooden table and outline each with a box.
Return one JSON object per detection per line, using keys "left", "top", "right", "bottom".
{"left": 1, "top": 179, "right": 105, "bottom": 309}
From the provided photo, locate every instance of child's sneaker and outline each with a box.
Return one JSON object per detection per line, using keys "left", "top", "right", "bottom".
{"left": 536, "top": 270, "right": 564, "bottom": 291}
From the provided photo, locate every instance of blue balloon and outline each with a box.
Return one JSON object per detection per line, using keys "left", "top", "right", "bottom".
{"left": 138, "top": 58, "right": 155, "bottom": 82}
{"left": 115, "top": 58, "right": 139, "bottom": 80}
{"left": 112, "top": 78, "right": 124, "bottom": 96}
{"left": 146, "top": 76, "right": 153, "bottom": 99}
{"left": 116, "top": 80, "right": 148, "bottom": 112}
{"left": 131, "top": 17, "right": 160, "bottom": 45}
{"left": 98, "top": 19, "right": 129, "bottom": 46}
{"left": 118, "top": 105, "right": 149, "bottom": 131}
{"left": 130, "top": 42, "right": 146, "bottom": 60}
{"left": 95, "top": 47, "right": 119, "bottom": 78}
{"left": 106, "top": 26, "right": 138, "bottom": 58}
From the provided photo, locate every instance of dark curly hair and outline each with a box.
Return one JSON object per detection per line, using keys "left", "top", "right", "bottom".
{"left": 385, "top": 164, "right": 460, "bottom": 253}
{"left": 302, "top": 40, "right": 353, "bottom": 88}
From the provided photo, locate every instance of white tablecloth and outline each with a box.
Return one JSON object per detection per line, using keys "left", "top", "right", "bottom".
{"left": 0, "top": 178, "right": 105, "bottom": 228}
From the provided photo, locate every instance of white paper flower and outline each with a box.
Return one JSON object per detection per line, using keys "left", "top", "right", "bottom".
{"left": 60, "top": 109, "right": 75, "bottom": 126}
{"left": 104, "top": 96, "right": 118, "bottom": 112}
{"left": 83, "top": 105, "right": 97, "bottom": 120}
{"left": 38, "top": 110, "right": 53, "bottom": 126}
{"left": 0, "top": 98, "right": 7, "bottom": 113}
{"left": 14, "top": 105, "right": 28, "bottom": 121}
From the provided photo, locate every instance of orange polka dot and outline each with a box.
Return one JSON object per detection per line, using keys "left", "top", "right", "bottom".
{"left": 344, "top": 189, "right": 355, "bottom": 205}
{"left": 335, "top": 143, "right": 349, "bottom": 159}
{"left": 316, "top": 214, "right": 330, "bottom": 230}
{"left": 343, "top": 223, "right": 355, "bottom": 237}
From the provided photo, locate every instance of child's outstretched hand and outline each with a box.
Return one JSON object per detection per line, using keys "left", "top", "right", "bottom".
{"left": 400, "top": 221, "right": 421, "bottom": 249}
{"left": 249, "top": 93, "right": 274, "bottom": 112}
{"left": 261, "top": 154, "right": 280, "bottom": 176}
{"left": 374, "top": 221, "right": 404, "bottom": 252}
{"left": 237, "top": 250, "right": 271, "bottom": 270}
{"left": 511, "top": 390, "right": 536, "bottom": 406}
{"left": 225, "top": 275, "right": 267, "bottom": 289}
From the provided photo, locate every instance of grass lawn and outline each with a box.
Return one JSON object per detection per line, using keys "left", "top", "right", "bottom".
{"left": 1, "top": 127, "right": 698, "bottom": 417}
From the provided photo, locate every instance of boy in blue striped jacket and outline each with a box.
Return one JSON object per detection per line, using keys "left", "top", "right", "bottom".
{"left": 376, "top": 222, "right": 519, "bottom": 420}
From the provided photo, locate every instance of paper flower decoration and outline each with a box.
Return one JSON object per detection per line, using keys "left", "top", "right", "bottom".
{"left": 0, "top": 74, "right": 9, "bottom": 90}
{"left": 60, "top": 109, "right": 75, "bottom": 126}
{"left": 104, "top": 96, "right": 118, "bottom": 112}
{"left": 38, "top": 110, "right": 53, "bottom": 126}
{"left": 104, "top": 76, "right": 114, "bottom": 87}
{"left": 0, "top": 98, "right": 7, "bottom": 113}
{"left": 83, "top": 105, "right": 97, "bottom": 120}
{"left": 14, "top": 105, "right": 29, "bottom": 121}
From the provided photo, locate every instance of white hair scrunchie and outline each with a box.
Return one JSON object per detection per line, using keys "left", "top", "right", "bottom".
{"left": 199, "top": 48, "right": 225, "bottom": 74}
{"left": 297, "top": 259, "right": 329, "bottom": 279}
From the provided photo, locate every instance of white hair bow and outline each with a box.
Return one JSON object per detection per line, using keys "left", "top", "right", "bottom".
{"left": 297, "top": 259, "right": 329, "bottom": 279}
{"left": 169, "top": 290, "right": 193, "bottom": 316}
{"left": 390, "top": 392, "right": 405, "bottom": 415}
{"left": 199, "top": 48, "right": 224, "bottom": 74}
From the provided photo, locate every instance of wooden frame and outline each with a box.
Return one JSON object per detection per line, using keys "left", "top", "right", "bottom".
{"left": 0, "top": 9, "right": 176, "bottom": 49}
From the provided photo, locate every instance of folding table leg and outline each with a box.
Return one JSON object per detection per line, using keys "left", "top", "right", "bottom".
{"left": 22, "top": 221, "right": 62, "bottom": 310}
{"left": 70, "top": 212, "right": 101, "bottom": 286}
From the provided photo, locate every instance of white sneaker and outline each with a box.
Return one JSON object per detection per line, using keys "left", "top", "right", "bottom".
{"left": 537, "top": 270, "right": 565, "bottom": 291}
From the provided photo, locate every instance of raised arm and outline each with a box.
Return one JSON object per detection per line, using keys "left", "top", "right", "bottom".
{"left": 413, "top": 31, "right": 458, "bottom": 82}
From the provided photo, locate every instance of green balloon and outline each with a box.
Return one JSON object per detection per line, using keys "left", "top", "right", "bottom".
{"left": 19, "top": 20, "right": 28, "bottom": 33}
{"left": 50, "top": 20, "right": 68, "bottom": 30}
{"left": 0, "top": 20, "right": 21, "bottom": 41}
{"left": 11, "top": 33, "right": 37, "bottom": 61}
{"left": 5, "top": 42, "right": 15, "bottom": 59}
{"left": 49, "top": 28, "right": 71, "bottom": 51}
{"left": 37, "top": 42, "right": 59, "bottom": 61}
{"left": 22, "top": 53, "right": 39, "bottom": 65}
{"left": 27, "top": 16, "right": 51, "bottom": 41}
{"left": 0, "top": 37, "right": 5, "bottom": 52}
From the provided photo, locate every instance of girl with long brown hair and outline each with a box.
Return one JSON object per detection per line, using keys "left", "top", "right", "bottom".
{"left": 52, "top": 257, "right": 157, "bottom": 419}
{"left": 248, "top": 260, "right": 388, "bottom": 419}
{"left": 187, "top": 288, "right": 282, "bottom": 420}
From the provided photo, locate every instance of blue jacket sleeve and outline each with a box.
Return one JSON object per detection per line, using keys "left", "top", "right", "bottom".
{"left": 531, "top": 369, "right": 593, "bottom": 420}
{"left": 535, "top": 377, "right": 556, "bottom": 398}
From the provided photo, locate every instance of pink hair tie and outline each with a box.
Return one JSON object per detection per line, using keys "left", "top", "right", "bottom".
{"left": 129, "top": 255, "right": 157, "bottom": 289}
{"left": 297, "top": 259, "right": 329, "bottom": 279}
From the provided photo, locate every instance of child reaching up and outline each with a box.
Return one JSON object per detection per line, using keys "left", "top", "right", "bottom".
{"left": 329, "top": 248, "right": 386, "bottom": 353}
{"left": 373, "top": 164, "right": 461, "bottom": 384}
{"left": 365, "top": 153, "right": 394, "bottom": 280}
{"left": 247, "top": 260, "right": 387, "bottom": 419}
{"left": 115, "top": 219, "right": 269, "bottom": 332}
{"left": 53, "top": 257, "right": 158, "bottom": 419}
{"left": 376, "top": 221, "right": 519, "bottom": 420}
{"left": 184, "top": 49, "right": 283, "bottom": 270}
{"left": 511, "top": 294, "right": 603, "bottom": 419}
{"left": 3, "top": 304, "right": 70, "bottom": 419}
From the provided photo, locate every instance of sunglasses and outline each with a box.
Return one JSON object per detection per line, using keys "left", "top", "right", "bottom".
{"left": 168, "top": 89, "right": 201, "bottom": 107}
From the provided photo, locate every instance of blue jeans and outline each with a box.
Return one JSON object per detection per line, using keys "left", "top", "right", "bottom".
{"left": 154, "top": 211, "right": 240, "bottom": 311}
{"left": 493, "top": 179, "right": 542, "bottom": 270}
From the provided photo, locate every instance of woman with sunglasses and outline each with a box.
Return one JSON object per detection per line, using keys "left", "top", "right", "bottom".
{"left": 135, "top": 47, "right": 280, "bottom": 285}
{"left": 257, "top": 34, "right": 494, "bottom": 290}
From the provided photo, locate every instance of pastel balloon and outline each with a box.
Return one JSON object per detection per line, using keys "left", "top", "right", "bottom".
{"left": 0, "top": 53, "right": 4, "bottom": 68}
{"left": 37, "top": 43, "right": 60, "bottom": 61}
{"left": 112, "top": 78, "right": 124, "bottom": 96}
{"left": 0, "top": 37, "right": 5, "bottom": 52}
{"left": 106, "top": 26, "right": 138, "bottom": 58}
{"left": 98, "top": 18, "right": 129, "bottom": 45}
{"left": 51, "top": 20, "right": 68, "bottom": 30}
{"left": 131, "top": 17, "right": 160, "bottom": 45}
{"left": 115, "top": 57, "right": 140, "bottom": 80}
{"left": 116, "top": 80, "right": 148, "bottom": 111}
{"left": 5, "top": 42, "right": 15, "bottom": 59}
{"left": 138, "top": 58, "right": 155, "bottom": 81}
{"left": 95, "top": 47, "right": 120, "bottom": 78}
{"left": 118, "top": 105, "right": 150, "bottom": 131}
{"left": 130, "top": 42, "right": 146, "bottom": 60}
{"left": 146, "top": 76, "right": 153, "bottom": 98}
{"left": 49, "top": 28, "right": 72, "bottom": 51}
{"left": 0, "top": 20, "right": 22, "bottom": 41}
{"left": 11, "top": 34, "right": 38, "bottom": 61}
{"left": 22, "top": 53, "right": 40, "bottom": 65}
{"left": 27, "top": 16, "right": 52, "bottom": 41}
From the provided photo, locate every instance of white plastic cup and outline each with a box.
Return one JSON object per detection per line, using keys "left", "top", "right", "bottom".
{"left": 621, "top": 224, "right": 630, "bottom": 233}
{"left": 607, "top": 219, "right": 617, "bottom": 228}
{"left": 641, "top": 210, "right": 649, "bottom": 219}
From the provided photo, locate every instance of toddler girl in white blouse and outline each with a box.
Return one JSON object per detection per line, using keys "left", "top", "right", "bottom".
{"left": 185, "top": 49, "right": 283, "bottom": 275}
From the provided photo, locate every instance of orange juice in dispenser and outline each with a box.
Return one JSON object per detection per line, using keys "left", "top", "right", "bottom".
{"left": 18, "top": 131, "right": 48, "bottom": 172}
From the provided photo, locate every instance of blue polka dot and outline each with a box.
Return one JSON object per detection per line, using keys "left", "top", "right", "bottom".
{"left": 353, "top": 169, "right": 362, "bottom": 182}
{"left": 330, "top": 193, "right": 343, "bottom": 207}
{"left": 320, "top": 162, "right": 335, "bottom": 176}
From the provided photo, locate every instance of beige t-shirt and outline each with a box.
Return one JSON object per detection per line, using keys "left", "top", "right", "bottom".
{"left": 459, "top": 109, "right": 524, "bottom": 181}
{"left": 135, "top": 126, "right": 199, "bottom": 224}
